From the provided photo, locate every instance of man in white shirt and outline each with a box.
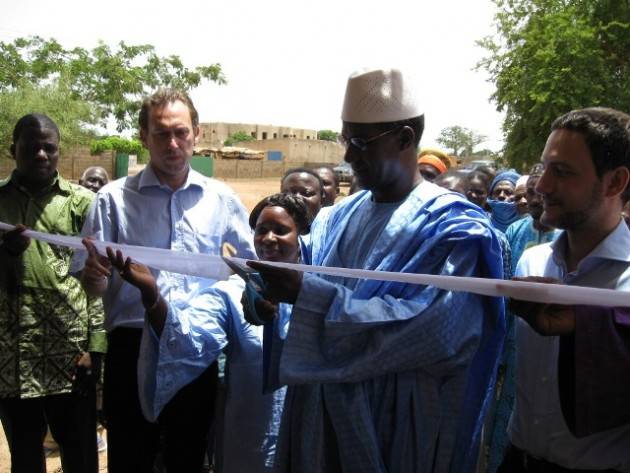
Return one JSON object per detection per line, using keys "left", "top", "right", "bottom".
{"left": 502, "top": 107, "right": 630, "bottom": 472}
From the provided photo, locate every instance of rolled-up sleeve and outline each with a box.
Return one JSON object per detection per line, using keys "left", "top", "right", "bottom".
{"left": 138, "top": 279, "right": 243, "bottom": 421}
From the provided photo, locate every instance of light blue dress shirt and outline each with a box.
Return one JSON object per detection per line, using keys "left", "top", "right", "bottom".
{"left": 509, "top": 219, "right": 630, "bottom": 471}
{"left": 71, "top": 165, "right": 255, "bottom": 330}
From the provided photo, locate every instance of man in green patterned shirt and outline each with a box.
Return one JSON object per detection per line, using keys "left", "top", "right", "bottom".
{"left": 0, "top": 113, "right": 107, "bottom": 473}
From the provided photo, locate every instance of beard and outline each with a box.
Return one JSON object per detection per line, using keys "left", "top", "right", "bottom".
{"left": 542, "top": 182, "right": 604, "bottom": 230}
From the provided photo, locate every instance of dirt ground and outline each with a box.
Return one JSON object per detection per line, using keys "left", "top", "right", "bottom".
{"left": 0, "top": 427, "right": 107, "bottom": 472}
{"left": 0, "top": 175, "right": 349, "bottom": 472}
{"left": 218, "top": 177, "right": 283, "bottom": 211}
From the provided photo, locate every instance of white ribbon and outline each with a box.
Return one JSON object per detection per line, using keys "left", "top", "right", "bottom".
{"left": 2, "top": 221, "right": 630, "bottom": 308}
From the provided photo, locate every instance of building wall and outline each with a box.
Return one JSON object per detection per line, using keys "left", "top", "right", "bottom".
{"left": 233, "top": 139, "right": 343, "bottom": 165}
{"left": 198, "top": 121, "right": 318, "bottom": 147}
{"left": 212, "top": 159, "right": 330, "bottom": 179}
{"left": 0, "top": 148, "right": 116, "bottom": 182}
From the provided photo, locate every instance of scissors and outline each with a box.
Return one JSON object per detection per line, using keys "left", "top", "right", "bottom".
{"left": 222, "top": 257, "right": 268, "bottom": 325}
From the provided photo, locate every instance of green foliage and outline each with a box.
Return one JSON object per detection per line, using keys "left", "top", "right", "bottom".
{"left": 0, "top": 36, "right": 226, "bottom": 133}
{"left": 317, "top": 130, "right": 338, "bottom": 141}
{"left": 224, "top": 131, "right": 255, "bottom": 147}
{"left": 0, "top": 78, "right": 97, "bottom": 159}
{"left": 478, "top": 0, "right": 630, "bottom": 170}
{"left": 436, "top": 125, "right": 487, "bottom": 157}
{"left": 90, "top": 136, "right": 143, "bottom": 155}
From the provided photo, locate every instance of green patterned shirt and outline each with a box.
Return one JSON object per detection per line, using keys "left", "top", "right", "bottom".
{"left": 0, "top": 172, "right": 107, "bottom": 399}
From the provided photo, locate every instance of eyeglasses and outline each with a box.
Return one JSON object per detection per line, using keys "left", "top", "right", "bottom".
{"left": 337, "top": 126, "right": 401, "bottom": 151}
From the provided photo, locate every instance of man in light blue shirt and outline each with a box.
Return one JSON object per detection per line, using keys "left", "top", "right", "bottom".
{"left": 249, "top": 68, "right": 506, "bottom": 473}
{"left": 502, "top": 107, "right": 630, "bottom": 472}
{"left": 73, "top": 89, "right": 255, "bottom": 473}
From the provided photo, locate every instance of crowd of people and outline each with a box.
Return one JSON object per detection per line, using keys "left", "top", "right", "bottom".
{"left": 0, "top": 67, "right": 629, "bottom": 473}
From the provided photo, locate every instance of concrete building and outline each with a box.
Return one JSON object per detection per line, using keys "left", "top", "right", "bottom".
{"left": 197, "top": 121, "right": 344, "bottom": 166}
{"left": 198, "top": 122, "right": 318, "bottom": 148}
{"left": 234, "top": 138, "right": 343, "bottom": 165}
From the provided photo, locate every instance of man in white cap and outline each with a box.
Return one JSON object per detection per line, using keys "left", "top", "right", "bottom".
{"left": 248, "top": 68, "right": 506, "bottom": 473}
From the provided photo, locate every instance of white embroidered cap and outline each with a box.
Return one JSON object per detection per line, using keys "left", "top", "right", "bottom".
{"left": 341, "top": 68, "right": 422, "bottom": 123}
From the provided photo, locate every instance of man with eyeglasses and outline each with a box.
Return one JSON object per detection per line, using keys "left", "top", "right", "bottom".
{"left": 72, "top": 89, "right": 255, "bottom": 473}
{"left": 248, "top": 68, "right": 506, "bottom": 473}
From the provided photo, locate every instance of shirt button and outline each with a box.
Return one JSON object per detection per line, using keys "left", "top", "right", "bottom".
{"left": 533, "top": 419, "right": 540, "bottom": 426}
{"left": 541, "top": 376, "right": 548, "bottom": 383}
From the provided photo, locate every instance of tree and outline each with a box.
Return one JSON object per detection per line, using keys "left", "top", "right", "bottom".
{"left": 0, "top": 36, "right": 226, "bottom": 132}
{"left": 317, "top": 130, "right": 338, "bottom": 141}
{"left": 0, "top": 78, "right": 97, "bottom": 159}
{"left": 436, "top": 125, "right": 487, "bottom": 157}
{"left": 477, "top": 0, "right": 630, "bottom": 170}
{"left": 224, "top": 131, "right": 255, "bottom": 147}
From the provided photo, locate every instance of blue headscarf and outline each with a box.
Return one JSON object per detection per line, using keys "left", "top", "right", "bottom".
{"left": 488, "top": 169, "right": 521, "bottom": 232}
{"left": 487, "top": 199, "right": 520, "bottom": 232}
{"left": 489, "top": 169, "right": 521, "bottom": 194}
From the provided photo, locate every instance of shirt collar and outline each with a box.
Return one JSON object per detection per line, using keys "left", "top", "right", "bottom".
{"left": 0, "top": 170, "right": 69, "bottom": 196}
{"left": 551, "top": 218, "right": 630, "bottom": 268}
{"left": 138, "top": 163, "right": 204, "bottom": 192}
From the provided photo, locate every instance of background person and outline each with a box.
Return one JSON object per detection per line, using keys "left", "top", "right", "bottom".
{"left": 313, "top": 165, "right": 339, "bottom": 206}
{"left": 505, "top": 164, "right": 560, "bottom": 272}
{"left": 79, "top": 166, "right": 109, "bottom": 193}
{"left": 487, "top": 169, "right": 522, "bottom": 232}
{"left": 279, "top": 167, "right": 324, "bottom": 222}
{"left": 513, "top": 174, "right": 529, "bottom": 216}
{"left": 434, "top": 169, "right": 468, "bottom": 195}
{"left": 0, "top": 114, "right": 105, "bottom": 473}
{"left": 465, "top": 169, "right": 491, "bottom": 210}
{"left": 417, "top": 148, "right": 449, "bottom": 181}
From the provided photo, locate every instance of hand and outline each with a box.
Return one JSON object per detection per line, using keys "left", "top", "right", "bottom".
{"left": 509, "top": 276, "right": 576, "bottom": 336}
{"left": 81, "top": 238, "right": 112, "bottom": 295}
{"left": 72, "top": 352, "right": 102, "bottom": 397}
{"left": 241, "top": 290, "right": 277, "bottom": 325}
{"left": 1, "top": 224, "right": 30, "bottom": 256}
{"left": 106, "top": 247, "right": 158, "bottom": 305}
{"left": 75, "top": 351, "right": 92, "bottom": 370}
{"left": 246, "top": 261, "right": 303, "bottom": 304}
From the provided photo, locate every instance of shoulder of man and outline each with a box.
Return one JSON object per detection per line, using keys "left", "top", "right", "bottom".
{"left": 187, "top": 172, "right": 252, "bottom": 224}
{"left": 192, "top": 172, "right": 238, "bottom": 198}
{"left": 505, "top": 215, "right": 531, "bottom": 241}
{"left": 514, "top": 240, "right": 554, "bottom": 277}
{"left": 65, "top": 180, "right": 95, "bottom": 200}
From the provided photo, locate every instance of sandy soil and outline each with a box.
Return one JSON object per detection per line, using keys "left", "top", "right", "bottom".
{"left": 0, "top": 427, "right": 107, "bottom": 472}
{"left": 217, "top": 177, "right": 283, "bottom": 211}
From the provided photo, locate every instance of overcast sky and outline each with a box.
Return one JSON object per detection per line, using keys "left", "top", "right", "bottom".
{"left": 1, "top": 0, "right": 504, "bottom": 150}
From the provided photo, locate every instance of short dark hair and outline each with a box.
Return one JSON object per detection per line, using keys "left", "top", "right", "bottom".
{"left": 314, "top": 165, "right": 339, "bottom": 186}
{"left": 362, "top": 115, "right": 425, "bottom": 147}
{"left": 139, "top": 88, "right": 199, "bottom": 131}
{"left": 249, "top": 192, "right": 310, "bottom": 235}
{"left": 281, "top": 167, "right": 324, "bottom": 195}
{"left": 12, "top": 113, "right": 60, "bottom": 144}
{"left": 465, "top": 169, "right": 490, "bottom": 186}
{"left": 551, "top": 107, "right": 630, "bottom": 177}
{"left": 435, "top": 169, "right": 468, "bottom": 184}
